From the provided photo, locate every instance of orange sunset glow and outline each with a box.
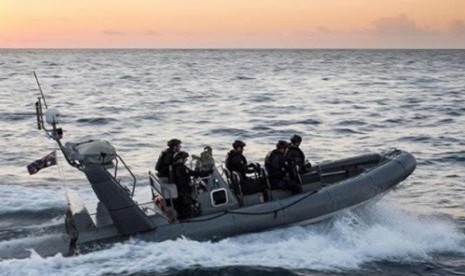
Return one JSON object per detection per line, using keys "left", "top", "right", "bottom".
{"left": 1, "top": 0, "right": 465, "bottom": 48}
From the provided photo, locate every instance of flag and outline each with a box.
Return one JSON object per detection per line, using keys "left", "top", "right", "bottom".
{"left": 27, "top": 151, "right": 57, "bottom": 175}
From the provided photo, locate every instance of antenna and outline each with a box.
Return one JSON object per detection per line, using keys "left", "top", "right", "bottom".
{"left": 33, "top": 71, "right": 48, "bottom": 109}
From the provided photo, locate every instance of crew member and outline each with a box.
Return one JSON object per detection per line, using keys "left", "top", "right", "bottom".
{"left": 265, "top": 140, "right": 302, "bottom": 194}
{"left": 155, "top": 138, "right": 182, "bottom": 178}
{"left": 225, "top": 140, "right": 267, "bottom": 196}
{"left": 172, "top": 151, "right": 212, "bottom": 219}
{"left": 286, "top": 134, "right": 312, "bottom": 173}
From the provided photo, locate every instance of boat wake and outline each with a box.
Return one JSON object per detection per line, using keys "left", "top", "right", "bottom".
{"left": 1, "top": 199, "right": 464, "bottom": 275}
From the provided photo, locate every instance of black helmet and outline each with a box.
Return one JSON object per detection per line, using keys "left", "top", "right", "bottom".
{"left": 204, "top": 146, "right": 212, "bottom": 152}
{"left": 167, "top": 138, "right": 182, "bottom": 148}
{"left": 232, "top": 140, "right": 246, "bottom": 149}
{"left": 276, "top": 140, "right": 289, "bottom": 149}
{"left": 290, "top": 134, "right": 302, "bottom": 144}
{"left": 174, "top": 151, "right": 189, "bottom": 161}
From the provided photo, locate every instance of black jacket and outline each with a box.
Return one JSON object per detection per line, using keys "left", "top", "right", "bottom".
{"left": 265, "top": 149, "right": 288, "bottom": 181}
{"left": 172, "top": 163, "right": 210, "bottom": 193}
{"left": 286, "top": 146, "right": 306, "bottom": 172}
{"left": 225, "top": 150, "right": 255, "bottom": 179}
{"left": 155, "top": 148, "right": 176, "bottom": 177}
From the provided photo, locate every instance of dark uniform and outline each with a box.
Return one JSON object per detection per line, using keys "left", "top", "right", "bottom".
{"left": 172, "top": 153, "right": 211, "bottom": 219}
{"left": 225, "top": 150, "right": 254, "bottom": 179}
{"left": 265, "top": 142, "right": 302, "bottom": 194}
{"left": 155, "top": 148, "right": 176, "bottom": 178}
{"left": 225, "top": 149, "right": 265, "bottom": 195}
{"left": 286, "top": 134, "right": 311, "bottom": 177}
{"left": 155, "top": 139, "right": 182, "bottom": 178}
{"left": 286, "top": 146, "right": 307, "bottom": 172}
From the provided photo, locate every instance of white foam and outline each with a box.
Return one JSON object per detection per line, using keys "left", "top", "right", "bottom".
{"left": 1, "top": 200, "right": 464, "bottom": 275}
{"left": 0, "top": 185, "right": 66, "bottom": 213}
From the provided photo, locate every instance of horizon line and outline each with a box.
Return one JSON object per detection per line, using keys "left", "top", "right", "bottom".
{"left": 1, "top": 47, "right": 464, "bottom": 50}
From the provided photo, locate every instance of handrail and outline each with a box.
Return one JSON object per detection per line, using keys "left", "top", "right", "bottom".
{"left": 148, "top": 171, "right": 175, "bottom": 207}
{"left": 148, "top": 171, "right": 163, "bottom": 196}
{"left": 116, "top": 154, "right": 137, "bottom": 197}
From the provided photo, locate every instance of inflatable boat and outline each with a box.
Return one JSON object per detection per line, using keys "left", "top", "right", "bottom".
{"left": 29, "top": 99, "right": 416, "bottom": 257}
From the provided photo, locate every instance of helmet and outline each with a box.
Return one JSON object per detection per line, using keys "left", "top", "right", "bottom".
{"left": 167, "top": 138, "right": 182, "bottom": 148}
{"left": 174, "top": 151, "right": 189, "bottom": 161}
{"left": 204, "top": 146, "right": 212, "bottom": 152}
{"left": 290, "top": 134, "right": 302, "bottom": 144}
{"left": 232, "top": 140, "right": 246, "bottom": 149}
{"left": 276, "top": 140, "right": 289, "bottom": 149}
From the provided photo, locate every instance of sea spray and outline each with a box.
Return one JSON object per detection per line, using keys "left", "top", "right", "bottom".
{"left": 1, "top": 200, "right": 464, "bottom": 275}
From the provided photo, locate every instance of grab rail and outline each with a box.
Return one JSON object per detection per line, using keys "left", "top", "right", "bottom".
{"left": 116, "top": 154, "right": 137, "bottom": 197}
{"left": 148, "top": 171, "right": 176, "bottom": 207}
{"left": 99, "top": 154, "right": 137, "bottom": 197}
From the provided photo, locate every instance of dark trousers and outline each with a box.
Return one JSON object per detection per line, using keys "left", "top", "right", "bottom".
{"left": 241, "top": 177, "right": 266, "bottom": 195}
{"left": 241, "top": 177, "right": 269, "bottom": 201}
{"left": 270, "top": 178, "right": 302, "bottom": 195}
{"left": 175, "top": 191, "right": 193, "bottom": 220}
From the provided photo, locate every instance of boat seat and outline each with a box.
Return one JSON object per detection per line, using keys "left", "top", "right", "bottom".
{"left": 300, "top": 171, "right": 320, "bottom": 184}
{"left": 240, "top": 193, "right": 265, "bottom": 206}
{"left": 320, "top": 170, "right": 347, "bottom": 184}
{"left": 223, "top": 166, "right": 267, "bottom": 206}
{"left": 270, "top": 189, "right": 292, "bottom": 200}
{"left": 222, "top": 166, "right": 243, "bottom": 195}
{"left": 302, "top": 182, "right": 321, "bottom": 193}
{"left": 149, "top": 171, "right": 178, "bottom": 202}
{"left": 262, "top": 168, "right": 292, "bottom": 201}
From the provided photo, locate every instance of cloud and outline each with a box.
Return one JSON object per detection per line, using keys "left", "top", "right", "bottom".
{"left": 295, "top": 26, "right": 347, "bottom": 37}
{"left": 144, "top": 30, "right": 159, "bottom": 36}
{"left": 315, "top": 26, "right": 344, "bottom": 35}
{"left": 450, "top": 20, "right": 465, "bottom": 35}
{"left": 367, "top": 14, "right": 433, "bottom": 36}
{"left": 102, "top": 30, "right": 126, "bottom": 36}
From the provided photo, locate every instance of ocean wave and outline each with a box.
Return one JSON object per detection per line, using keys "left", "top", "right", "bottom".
{"left": 337, "top": 120, "right": 367, "bottom": 126}
{"left": 0, "top": 208, "right": 64, "bottom": 225}
{"left": 296, "top": 119, "right": 322, "bottom": 125}
{"left": 0, "top": 112, "right": 36, "bottom": 122}
{"left": 233, "top": 76, "right": 255, "bottom": 81}
{"left": 76, "top": 117, "right": 117, "bottom": 125}
{"left": 432, "top": 151, "right": 465, "bottom": 164}
{"left": 209, "top": 128, "right": 251, "bottom": 137}
{"left": 0, "top": 185, "right": 66, "bottom": 214}
{"left": 1, "top": 201, "right": 463, "bottom": 275}
{"left": 333, "top": 128, "right": 362, "bottom": 134}
{"left": 119, "top": 75, "right": 137, "bottom": 80}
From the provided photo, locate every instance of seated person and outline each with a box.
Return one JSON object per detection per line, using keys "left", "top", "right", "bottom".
{"left": 265, "top": 140, "right": 302, "bottom": 195}
{"left": 225, "top": 140, "right": 267, "bottom": 197}
{"left": 155, "top": 138, "right": 182, "bottom": 179}
{"left": 172, "top": 151, "right": 212, "bottom": 220}
{"left": 286, "top": 134, "right": 312, "bottom": 174}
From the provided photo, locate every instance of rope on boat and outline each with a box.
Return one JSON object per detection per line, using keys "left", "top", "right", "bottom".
{"left": 56, "top": 144, "right": 68, "bottom": 192}
{"left": 181, "top": 189, "right": 318, "bottom": 223}
{"left": 86, "top": 189, "right": 319, "bottom": 223}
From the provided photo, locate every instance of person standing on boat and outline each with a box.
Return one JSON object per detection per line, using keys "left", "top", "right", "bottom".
{"left": 286, "top": 134, "right": 312, "bottom": 173}
{"left": 155, "top": 138, "right": 182, "bottom": 179}
{"left": 172, "top": 151, "right": 212, "bottom": 219}
{"left": 225, "top": 140, "right": 267, "bottom": 197}
{"left": 265, "top": 140, "right": 302, "bottom": 194}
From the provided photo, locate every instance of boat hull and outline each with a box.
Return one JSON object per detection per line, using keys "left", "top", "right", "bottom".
{"left": 100, "top": 150, "right": 416, "bottom": 244}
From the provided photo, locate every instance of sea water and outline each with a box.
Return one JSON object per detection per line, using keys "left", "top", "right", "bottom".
{"left": 0, "top": 49, "right": 464, "bottom": 275}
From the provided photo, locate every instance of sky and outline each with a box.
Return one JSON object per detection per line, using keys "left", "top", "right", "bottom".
{"left": 1, "top": 0, "right": 465, "bottom": 48}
